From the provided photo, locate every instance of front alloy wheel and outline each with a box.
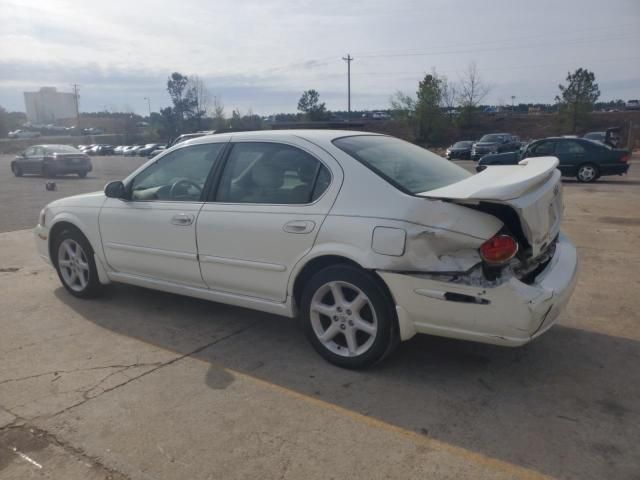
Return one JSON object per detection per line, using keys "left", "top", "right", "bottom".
{"left": 53, "top": 229, "right": 102, "bottom": 298}
{"left": 301, "top": 265, "right": 397, "bottom": 369}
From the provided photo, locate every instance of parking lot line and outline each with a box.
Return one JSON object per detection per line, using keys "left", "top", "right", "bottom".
{"left": 115, "top": 330, "right": 551, "bottom": 480}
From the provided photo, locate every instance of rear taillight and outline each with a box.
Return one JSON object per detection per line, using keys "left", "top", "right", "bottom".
{"left": 621, "top": 154, "right": 630, "bottom": 163}
{"left": 480, "top": 234, "right": 519, "bottom": 265}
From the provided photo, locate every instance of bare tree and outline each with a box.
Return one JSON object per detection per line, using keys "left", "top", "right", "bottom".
{"left": 187, "top": 75, "right": 210, "bottom": 129}
{"left": 212, "top": 96, "right": 226, "bottom": 129}
{"left": 440, "top": 76, "right": 458, "bottom": 116}
{"left": 458, "top": 62, "right": 490, "bottom": 108}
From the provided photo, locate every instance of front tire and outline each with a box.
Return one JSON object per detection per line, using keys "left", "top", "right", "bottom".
{"left": 301, "top": 265, "right": 397, "bottom": 369}
{"left": 53, "top": 228, "right": 103, "bottom": 298}
{"left": 11, "top": 163, "right": 23, "bottom": 177}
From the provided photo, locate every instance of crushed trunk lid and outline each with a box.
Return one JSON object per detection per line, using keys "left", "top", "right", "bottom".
{"left": 419, "top": 157, "right": 563, "bottom": 258}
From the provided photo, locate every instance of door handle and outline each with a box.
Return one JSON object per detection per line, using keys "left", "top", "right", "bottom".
{"left": 283, "top": 220, "right": 315, "bottom": 234}
{"left": 171, "top": 213, "right": 194, "bottom": 226}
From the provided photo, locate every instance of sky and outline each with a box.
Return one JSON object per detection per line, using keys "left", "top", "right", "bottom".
{"left": 0, "top": 0, "right": 639, "bottom": 116}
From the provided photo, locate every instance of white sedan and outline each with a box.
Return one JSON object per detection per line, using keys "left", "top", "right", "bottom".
{"left": 34, "top": 130, "right": 578, "bottom": 368}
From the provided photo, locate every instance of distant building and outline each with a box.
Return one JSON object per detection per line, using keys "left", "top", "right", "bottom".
{"left": 24, "top": 87, "right": 76, "bottom": 124}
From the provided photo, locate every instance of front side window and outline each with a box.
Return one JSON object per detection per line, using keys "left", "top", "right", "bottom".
{"left": 556, "top": 141, "right": 586, "bottom": 154}
{"left": 216, "top": 142, "right": 330, "bottom": 204}
{"left": 333, "top": 135, "right": 470, "bottom": 194}
{"left": 130, "top": 143, "right": 224, "bottom": 201}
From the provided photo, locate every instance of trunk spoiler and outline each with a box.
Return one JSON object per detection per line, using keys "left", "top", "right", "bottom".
{"left": 419, "top": 157, "right": 559, "bottom": 202}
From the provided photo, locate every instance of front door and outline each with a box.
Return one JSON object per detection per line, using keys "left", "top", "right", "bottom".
{"left": 554, "top": 140, "right": 587, "bottom": 176}
{"left": 196, "top": 139, "right": 338, "bottom": 302}
{"left": 99, "top": 142, "right": 225, "bottom": 287}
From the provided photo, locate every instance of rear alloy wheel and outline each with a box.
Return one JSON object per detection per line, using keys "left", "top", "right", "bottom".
{"left": 11, "top": 163, "right": 23, "bottom": 177}
{"left": 301, "top": 265, "right": 397, "bottom": 369}
{"left": 577, "top": 164, "right": 598, "bottom": 183}
{"left": 53, "top": 229, "right": 102, "bottom": 298}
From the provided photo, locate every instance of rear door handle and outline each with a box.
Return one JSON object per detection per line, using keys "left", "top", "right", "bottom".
{"left": 171, "top": 213, "right": 194, "bottom": 226}
{"left": 283, "top": 220, "right": 315, "bottom": 234}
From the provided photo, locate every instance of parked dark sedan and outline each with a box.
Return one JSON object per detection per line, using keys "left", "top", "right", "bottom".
{"left": 476, "top": 137, "right": 630, "bottom": 183}
{"left": 11, "top": 145, "right": 92, "bottom": 178}
{"left": 445, "top": 141, "right": 474, "bottom": 160}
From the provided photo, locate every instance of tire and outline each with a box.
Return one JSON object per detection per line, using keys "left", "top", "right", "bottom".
{"left": 576, "top": 163, "right": 599, "bottom": 183}
{"left": 43, "top": 164, "right": 56, "bottom": 178}
{"left": 11, "top": 163, "right": 23, "bottom": 177}
{"left": 52, "top": 227, "right": 103, "bottom": 298}
{"left": 77, "top": 171, "right": 87, "bottom": 178}
{"left": 300, "top": 265, "right": 398, "bottom": 369}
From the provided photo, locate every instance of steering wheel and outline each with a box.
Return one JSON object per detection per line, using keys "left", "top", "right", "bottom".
{"left": 169, "top": 179, "right": 202, "bottom": 199}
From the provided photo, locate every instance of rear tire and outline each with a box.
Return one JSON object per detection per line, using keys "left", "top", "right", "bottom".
{"left": 577, "top": 163, "right": 598, "bottom": 183}
{"left": 300, "top": 265, "right": 398, "bottom": 369}
{"left": 78, "top": 171, "right": 87, "bottom": 178}
{"left": 11, "top": 163, "right": 23, "bottom": 177}
{"left": 52, "top": 227, "right": 103, "bottom": 299}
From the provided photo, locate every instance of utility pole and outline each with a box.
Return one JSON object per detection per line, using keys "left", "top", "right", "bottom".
{"left": 143, "top": 97, "right": 151, "bottom": 117}
{"left": 342, "top": 54, "right": 353, "bottom": 123}
{"left": 72, "top": 84, "right": 81, "bottom": 129}
{"left": 511, "top": 95, "right": 516, "bottom": 115}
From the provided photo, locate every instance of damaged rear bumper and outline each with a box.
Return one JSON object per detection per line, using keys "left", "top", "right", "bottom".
{"left": 378, "top": 233, "right": 578, "bottom": 345}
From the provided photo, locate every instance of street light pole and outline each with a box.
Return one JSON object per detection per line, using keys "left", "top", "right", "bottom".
{"left": 511, "top": 95, "right": 516, "bottom": 114}
{"left": 143, "top": 97, "right": 151, "bottom": 117}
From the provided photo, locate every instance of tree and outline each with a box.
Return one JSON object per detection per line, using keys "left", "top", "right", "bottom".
{"left": 212, "top": 96, "right": 226, "bottom": 129}
{"left": 186, "top": 75, "right": 210, "bottom": 130}
{"left": 556, "top": 68, "right": 600, "bottom": 132}
{"left": 440, "top": 77, "right": 458, "bottom": 118}
{"left": 166, "top": 72, "right": 196, "bottom": 130}
{"left": 0, "top": 106, "right": 8, "bottom": 138}
{"left": 415, "top": 72, "right": 446, "bottom": 144}
{"left": 458, "top": 62, "right": 490, "bottom": 109}
{"left": 297, "top": 89, "right": 327, "bottom": 120}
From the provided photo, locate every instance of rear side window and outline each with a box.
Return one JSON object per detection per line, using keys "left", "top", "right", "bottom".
{"left": 333, "top": 135, "right": 470, "bottom": 194}
{"left": 556, "top": 141, "right": 586, "bottom": 154}
{"left": 216, "top": 142, "right": 331, "bottom": 204}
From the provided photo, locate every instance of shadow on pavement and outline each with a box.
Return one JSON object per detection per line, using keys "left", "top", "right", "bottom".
{"left": 55, "top": 283, "right": 640, "bottom": 480}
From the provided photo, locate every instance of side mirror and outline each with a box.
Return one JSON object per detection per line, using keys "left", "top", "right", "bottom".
{"left": 104, "top": 181, "right": 127, "bottom": 199}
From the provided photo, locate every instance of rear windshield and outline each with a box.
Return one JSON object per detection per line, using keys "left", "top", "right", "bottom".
{"left": 333, "top": 135, "right": 470, "bottom": 194}
{"left": 479, "top": 134, "right": 506, "bottom": 143}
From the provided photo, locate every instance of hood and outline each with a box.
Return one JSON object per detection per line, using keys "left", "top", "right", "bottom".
{"left": 47, "top": 191, "right": 106, "bottom": 209}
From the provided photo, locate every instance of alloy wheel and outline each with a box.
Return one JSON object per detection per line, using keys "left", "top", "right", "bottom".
{"left": 309, "top": 281, "right": 378, "bottom": 357}
{"left": 57, "top": 238, "right": 90, "bottom": 292}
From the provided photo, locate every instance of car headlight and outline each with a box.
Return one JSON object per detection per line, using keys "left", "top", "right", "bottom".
{"left": 39, "top": 208, "right": 48, "bottom": 226}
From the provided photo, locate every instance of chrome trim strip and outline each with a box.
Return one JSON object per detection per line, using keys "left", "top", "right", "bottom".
{"left": 104, "top": 242, "right": 197, "bottom": 260}
{"left": 199, "top": 254, "right": 287, "bottom": 272}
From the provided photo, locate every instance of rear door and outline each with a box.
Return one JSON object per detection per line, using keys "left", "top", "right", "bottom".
{"left": 196, "top": 138, "right": 340, "bottom": 302}
{"left": 554, "top": 140, "right": 587, "bottom": 175}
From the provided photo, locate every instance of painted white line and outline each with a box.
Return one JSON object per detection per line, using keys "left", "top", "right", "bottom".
{"left": 12, "top": 447, "right": 43, "bottom": 469}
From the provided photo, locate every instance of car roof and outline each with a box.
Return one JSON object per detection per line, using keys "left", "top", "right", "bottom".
{"left": 185, "top": 129, "right": 384, "bottom": 146}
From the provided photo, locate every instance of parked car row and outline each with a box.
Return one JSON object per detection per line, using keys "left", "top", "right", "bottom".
{"left": 445, "top": 133, "right": 522, "bottom": 160}
{"left": 75, "top": 143, "right": 166, "bottom": 157}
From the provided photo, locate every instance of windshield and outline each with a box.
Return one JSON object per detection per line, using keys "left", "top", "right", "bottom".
{"left": 453, "top": 141, "right": 473, "bottom": 148}
{"left": 333, "top": 135, "right": 470, "bottom": 194}
{"left": 479, "top": 134, "right": 506, "bottom": 143}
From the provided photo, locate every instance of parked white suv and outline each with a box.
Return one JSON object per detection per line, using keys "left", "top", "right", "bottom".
{"left": 34, "top": 130, "right": 578, "bottom": 368}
